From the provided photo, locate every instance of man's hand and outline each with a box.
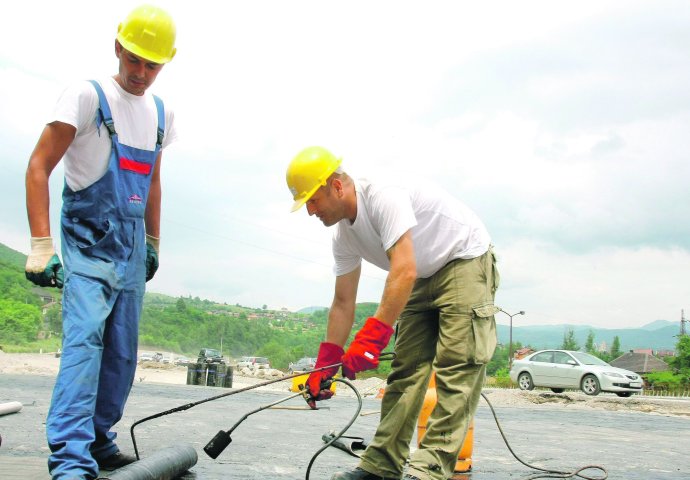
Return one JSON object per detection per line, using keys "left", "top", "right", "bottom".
{"left": 25, "top": 237, "right": 64, "bottom": 288}
{"left": 342, "top": 317, "right": 394, "bottom": 379}
{"left": 145, "top": 234, "right": 160, "bottom": 282}
{"left": 305, "top": 342, "right": 344, "bottom": 409}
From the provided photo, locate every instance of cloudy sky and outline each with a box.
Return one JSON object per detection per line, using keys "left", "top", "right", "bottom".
{"left": 1, "top": 1, "right": 688, "bottom": 329}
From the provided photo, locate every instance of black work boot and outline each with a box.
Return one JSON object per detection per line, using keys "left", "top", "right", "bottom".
{"left": 331, "top": 467, "right": 398, "bottom": 480}
{"left": 96, "top": 451, "right": 137, "bottom": 470}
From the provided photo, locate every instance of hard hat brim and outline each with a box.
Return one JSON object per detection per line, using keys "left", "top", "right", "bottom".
{"left": 289, "top": 183, "right": 320, "bottom": 212}
{"left": 290, "top": 198, "right": 308, "bottom": 213}
{"left": 118, "top": 37, "right": 176, "bottom": 64}
{"left": 288, "top": 157, "right": 342, "bottom": 212}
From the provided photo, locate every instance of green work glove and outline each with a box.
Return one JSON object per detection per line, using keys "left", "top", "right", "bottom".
{"left": 145, "top": 234, "right": 160, "bottom": 282}
{"left": 25, "top": 237, "right": 64, "bottom": 288}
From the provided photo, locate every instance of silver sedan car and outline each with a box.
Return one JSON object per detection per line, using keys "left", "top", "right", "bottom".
{"left": 509, "top": 349, "right": 643, "bottom": 397}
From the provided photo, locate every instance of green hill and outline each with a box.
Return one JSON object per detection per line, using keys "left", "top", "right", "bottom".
{"left": 0, "top": 243, "right": 28, "bottom": 269}
{"left": 0, "top": 242, "right": 58, "bottom": 308}
{"left": 297, "top": 305, "right": 328, "bottom": 314}
{"left": 0, "top": 243, "right": 60, "bottom": 346}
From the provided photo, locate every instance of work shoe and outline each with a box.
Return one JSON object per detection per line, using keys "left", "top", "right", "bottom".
{"left": 331, "top": 467, "right": 398, "bottom": 480}
{"left": 96, "top": 451, "right": 137, "bottom": 470}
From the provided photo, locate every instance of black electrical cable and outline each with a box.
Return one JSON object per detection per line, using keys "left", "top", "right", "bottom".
{"left": 129, "top": 362, "right": 344, "bottom": 459}
{"left": 304, "top": 377, "right": 362, "bottom": 480}
{"left": 203, "top": 389, "right": 318, "bottom": 460}
{"left": 480, "top": 392, "right": 608, "bottom": 480}
{"left": 204, "top": 377, "right": 365, "bottom": 479}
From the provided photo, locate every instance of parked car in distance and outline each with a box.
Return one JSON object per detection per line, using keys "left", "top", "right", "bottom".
{"left": 236, "top": 356, "right": 270, "bottom": 370}
{"left": 509, "top": 349, "right": 643, "bottom": 397}
{"left": 174, "top": 356, "right": 191, "bottom": 366}
{"left": 139, "top": 351, "right": 164, "bottom": 363}
{"left": 197, "top": 348, "right": 225, "bottom": 364}
{"left": 138, "top": 352, "right": 155, "bottom": 363}
{"left": 288, "top": 357, "right": 317, "bottom": 374}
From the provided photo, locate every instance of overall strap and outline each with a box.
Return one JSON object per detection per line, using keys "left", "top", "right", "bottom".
{"left": 88, "top": 80, "right": 117, "bottom": 138}
{"left": 153, "top": 95, "right": 165, "bottom": 149}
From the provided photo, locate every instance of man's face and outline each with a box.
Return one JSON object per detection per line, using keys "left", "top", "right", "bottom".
{"left": 305, "top": 181, "right": 343, "bottom": 227}
{"left": 114, "top": 42, "right": 164, "bottom": 96}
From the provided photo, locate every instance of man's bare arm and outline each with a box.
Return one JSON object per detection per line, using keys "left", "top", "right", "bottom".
{"left": 374, "top": 230, "right": 417, "bottom": 326}
{"left": 25, "top": 121, "right": 76, "bottom": 237}
{"left": 326, "top": 264, "right": 361, "bottom": 346}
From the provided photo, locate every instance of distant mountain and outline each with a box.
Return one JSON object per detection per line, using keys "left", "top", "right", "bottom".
{"left": 497, "top": 322, "right": 680, "bottom": 351}
{"left": 297, "top": 306, "right": 328, "bottom": 314}
{"left": 640, "top": 319, "right": 676, "bottom": 331}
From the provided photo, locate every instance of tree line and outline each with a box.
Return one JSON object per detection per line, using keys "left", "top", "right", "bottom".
{"left": 0, "top": 245, "right": 60, "bottom": 346}
{"left": 1, "top": 240, "right": 687, "bottom": 386}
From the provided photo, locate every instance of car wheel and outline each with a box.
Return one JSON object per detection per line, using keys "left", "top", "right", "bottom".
{"left": 550, "top": 388, "right": 565, "bottom": 393}
{"left": 581, "top": 374, "right": 601, "bottom": 396}
{"left": 616, "top": 392, "right": 632, "bottom": 398}
{"left": 517, "top": 372, "right": 534, "bottom": 391}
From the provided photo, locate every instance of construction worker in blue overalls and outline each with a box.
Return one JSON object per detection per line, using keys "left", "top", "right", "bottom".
{"left": 24, "top": 5, "right": 178, "bottom": 479}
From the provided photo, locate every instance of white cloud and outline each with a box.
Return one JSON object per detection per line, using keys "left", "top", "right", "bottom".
{"left": 496, "top": 241, "right": 690, "bottom": 328}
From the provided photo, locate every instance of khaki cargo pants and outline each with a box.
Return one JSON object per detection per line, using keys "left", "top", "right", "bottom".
{"left": 358, "top": 247, "right": 499, "bottom": 480}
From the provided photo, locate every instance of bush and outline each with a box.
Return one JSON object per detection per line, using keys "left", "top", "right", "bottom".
{"left": 491, "top": 367, "right": 513, "bottom": 388}
{"left": 645, "top": 371, "right": 684, "bottom": 389}
{"left": 0, "top": 299, "right": 42, "bottom": 344}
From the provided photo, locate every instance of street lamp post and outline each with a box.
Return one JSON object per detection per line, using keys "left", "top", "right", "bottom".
{"left": 499, "top": 309, "right": 525, "bottom": 369}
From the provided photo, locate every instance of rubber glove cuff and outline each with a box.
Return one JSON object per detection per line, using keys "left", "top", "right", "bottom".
{"left": 306, "top": 342, "right": 344, "bottom": 408}
{"left": 25, "top": 237, "right": 64, "bottom": 288}
{"left": 342, "top": 317, "right": 394, "bottom": 380}
{"left": 145, "top": 236, "right": 160, "bottom": 282}
{"left": 26, "top": 237, "right": 55, "bottom": 271}
{"left": 146, "top": 234, "right": 160, "bottom": 253}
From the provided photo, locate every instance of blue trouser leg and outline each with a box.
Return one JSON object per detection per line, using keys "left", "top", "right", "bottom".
{"left": 47, "top": 274, "right": 114, "bottom": 479}
{"left": 91, "top": 289, "right": 141, "bottom": 460}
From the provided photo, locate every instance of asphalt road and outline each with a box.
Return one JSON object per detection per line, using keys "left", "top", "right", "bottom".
{"left": 1, "top": 374, "right": 688, "bottom": 480}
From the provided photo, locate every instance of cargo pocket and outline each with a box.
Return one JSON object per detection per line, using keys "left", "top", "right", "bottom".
{"left": 471, "top": 303, "right": 499, "bottom": 364}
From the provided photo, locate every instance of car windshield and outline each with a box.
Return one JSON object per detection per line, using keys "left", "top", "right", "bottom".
{"left": 570, "top": 351, "right": 609, "bottom": 366}
{"left": 205, "top": 349, "right": 220, "bottom": 356}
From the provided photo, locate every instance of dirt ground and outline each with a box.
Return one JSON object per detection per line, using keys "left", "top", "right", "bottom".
{"left": 2, "top": 350, "right": 689, "bottom": 418}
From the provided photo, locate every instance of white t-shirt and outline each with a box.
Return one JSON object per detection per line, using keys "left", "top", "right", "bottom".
{"left": 332, "top": 177, "right": 491, "bottom": 279}
{"left": 51, "top": 77, "right": 178, "bottom": 191}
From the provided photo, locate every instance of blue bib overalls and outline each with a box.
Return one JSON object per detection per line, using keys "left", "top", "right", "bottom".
{"left": 46, "top": 80, "right": 164, "bottom": 479}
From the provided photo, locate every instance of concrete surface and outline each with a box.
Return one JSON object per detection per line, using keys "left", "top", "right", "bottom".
{"left": 1, "top": 374, "right": 688, "bottom": 479}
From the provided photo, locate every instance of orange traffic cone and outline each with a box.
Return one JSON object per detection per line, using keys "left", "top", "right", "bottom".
{"left": 416, "top": 372, "right": 474, "bottom": 474}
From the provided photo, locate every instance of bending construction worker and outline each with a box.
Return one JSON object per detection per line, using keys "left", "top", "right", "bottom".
{"left": 286, "top": 146, "right": 500, "bottom": 480}
{"left": 24, "top": 5, "right": 178, "bottom": 479}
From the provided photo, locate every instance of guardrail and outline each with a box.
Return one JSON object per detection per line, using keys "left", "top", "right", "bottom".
{"left": 642, "top": 388, "right": 690, "bottom": 398}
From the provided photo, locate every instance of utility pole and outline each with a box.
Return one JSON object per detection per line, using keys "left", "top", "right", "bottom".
{"left": 681, "top": 309, "right": 687, "bottom": 336}
{"left": 499, "top": 309, "right": 525, "bottom": 368}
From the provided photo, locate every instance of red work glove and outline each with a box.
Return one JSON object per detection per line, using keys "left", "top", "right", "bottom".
{"left": 306, "top": 342, "right": 344, "bottom": 409}
{"left": 342, "top": 317, "right": 394, "bottom": 380}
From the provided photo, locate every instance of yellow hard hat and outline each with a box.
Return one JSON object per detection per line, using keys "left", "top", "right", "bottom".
{"left": 117, "top": 4, "right": 177, "bottom": 64}
{"left": 286, "top": 146, "right": 342, "bottom": 212}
